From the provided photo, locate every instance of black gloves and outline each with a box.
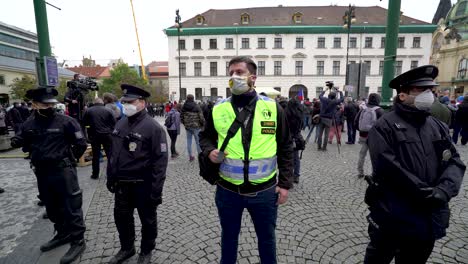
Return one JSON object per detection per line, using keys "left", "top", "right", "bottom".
{"left": 106, "top": 180, "right": 116, "bottom": 193}
{"left": 421, "top": 187, "right": 449, "bottom": 207}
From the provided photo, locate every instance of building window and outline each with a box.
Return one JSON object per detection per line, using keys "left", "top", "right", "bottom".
{"left": 196, "top": 15, "right": 205, "bottom": 25}
{"left": 194, "top": 62, "right": 202, "bottom": 76}
{"left": 293, "top": 12, "right": 303, "bottom": 24}
{"left": 241, "top": 38, "right": 250, "bottom": 49}
{"left": 350, "top": 37, "right": 357, "bottom": 48}
{"left": 179, "top": 39, "right": 186, "bottom": 50}
{"left": 180, "top": 62, "right": 186, "bottom": 76}
{"left": 317, "top": 37, "right": 326, "bottom": 48}
{"left": 395, "top": 61, "right": 403, "bottom": 76}
{"left": 458, "top": 59, "right": 468, "bottom": 79}
{"left": 0, "top": 74, "right": 4, "bottom": 85}
{"left": 364, "top": 60, "right": 371, "bottom": 75}
{"left": 380, "top": 37, "right": 385, "bottom": 48}
{"left": 258, "top": 38, "right": 266, "bottom": 49}
{"left": 296, "top": 37, "right": 304, "bottom": 48}
{"left": 295, "top": 61, "right": 303, "bottom": 76}
{"left": 210, "top": 62, "right": 218, "bottom": 76}
{"left": 274, "top": 61, "right": 282, "bottom": 76}
{"left": 398, "top": 37, "right": 405, "bottom": 48}
{"left": 274, "top": 87, "right": 281, "bottom": 92}
{"left": 317, "top": 61, "right": 324, "bottom": 76}
{"left": 180, "top": 88, "right": 187, "bottom": 101}
{"left": 209, "top": 39, "right": 217, "bottom": 49}
{"left": 410, "top": 60, "right": 419, "bottom": 69}
{"left": 274, "top": 38, "right": 282, "bottom": 49}
{"left": 225, "top": 61, "right": 230, "bottom": 76}
{"left": 226, "top": 87, "right": 232, "bottom": 98}
{"left": 333, "top": 37, "right": 342, "bottom": 48}
{"left": 225, "top": 38, "right": 233, "bottom": 49}
{"left": 210, "top": 88, "right": 218, "bottom": 99}
{"left": 195, "top": 88, "right": 202, "bottom": 100}
{"left": 316, "top": 87, "right": 323, "bottom": 98}
{"left": 332, "top": 61, "right": 340, "bottom": 75}
{"left": 365, "top": 37, "right": 373, "bottom": 48}
{"left": 349, "top": 60, "right": 356, "bottom": 64}
{"left": 258, "top": 61, "right": 265, "bottom": 76}
{"left": 379, "top": 61, "right": 384, "bottom": 76}
{"left": 194, "top": 39, "right": 201, "bottom": 50}
{"left": 412, "top": 37, "right": 421, "bottom": 48}
{"left": 241, "top": 13, "right": 250, "bottom": 25}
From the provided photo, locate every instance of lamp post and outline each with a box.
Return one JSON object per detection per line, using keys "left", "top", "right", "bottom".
{"left": 175, "top": 10, "right": 182, "bottom": 100}
{"left": 343, "top": 4, "right": 356, "bottom": 95}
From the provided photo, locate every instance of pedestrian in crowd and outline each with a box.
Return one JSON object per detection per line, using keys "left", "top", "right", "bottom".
{"left": 305, "top": 99, "right": 321, "bottom": 143}
{"left": 278, "top": 96, "right": 288, "bottom": 109}
{"left": 11, "top": 87, "right": 88, "bottom": 264}
{"left": 165, "top": 102, "right": 181, "bottom": 158}
{"left": 202, "top": 100, "right": 214, "bottom": 122}
{"left": 8, "top": 102, "right": 24, "bottom": 134}
{"left": 82, "top": 97, "right": 116, "bottom": 179}
{"left": 0, "top": 105, "right": 7, "bottom": 135}
{"left": 302, "top": 98, "right": 312, "bottom": 130}
{"left": 448, "top": 100, "right": 460, "bottom": 143}
{"left": 285, "top": 97, "right": 305, "bottom": 184}
{"left": 344, "top": 97, "right": 359, "bottom": 144}
{"left": 430, "top": 91, "right": 451, "bottom": 126}
{"left": 440, "top": 90, "right": 450, "bottom": 105}
{"left": 200, "top": 56, "right": 293, "bottom": 264}
{"left": 164, "top": 102, "right": 171, "bottom": 116}
{"left": 106, "top": 84, "right": 168, "bottom": 264}
{"left": 455, "top": 95, "right": 468, "bottom": 145}
{"left": 103, "top": 92, "right": 122, "bottom": 120}
{"left": 328, "top": 104, "right": 344, "bottom": 144}
{"left": 364, "top": 65, "right": 466, "bottom": 263}
{"left": 181, "top": 94, "right": 205, "bottom": 161}
{"left": 20, "top": 102, "right": 31, "bottom": 121}
{"left": 354, "top": 93, "right": 385, "bottom": 178}
{"left": 317, "top": 83, "right": 344, "bottom": 151}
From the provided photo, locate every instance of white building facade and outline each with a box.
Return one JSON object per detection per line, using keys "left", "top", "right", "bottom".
{"left": 165, "top": 6, "right": 437, "bottom": 101}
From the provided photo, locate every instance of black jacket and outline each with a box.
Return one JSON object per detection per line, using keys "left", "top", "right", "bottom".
{"left": 107, "top": 110, "right": 168, "bottom": 204}
{"left": 8, "top": 107, "right": 23, "bottom": 124}
{"left": 367, "top": 102, "right": 465, "bottom": 240}
{"left": 456, "top": 99, "right": 468, "bottom": 130}
{"left": 344, "top": 102, "right": 359, "bottom": 123}
{"left": 11, "top": 112, "right": 87, "bottom": 165}
{"left": 199, "top": 92, "right": 294, "bottom": 190}
{"left": 83, "top": 103, "right": 116, "bottom": 135}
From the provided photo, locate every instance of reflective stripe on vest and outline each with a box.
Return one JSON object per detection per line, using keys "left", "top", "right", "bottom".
{"left": 219, "top": 156, "right": 277, "bottom": 181}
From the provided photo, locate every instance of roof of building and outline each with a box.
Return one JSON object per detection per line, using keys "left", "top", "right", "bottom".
{"left": 0, "top": 55, "right": 75, "bottom": 77}
{"left": 0, "top": 21, "right": 37, "bottom": 40}
{"left": 147, "top": 61, "right": 168, "bottom": 67}
{"left": 177, "top": 5, "right": 430, "bottom": 28}
{"left": 66, "top": 66, "right": 109, "bottom": 78}
{"left": 147, "top": 61, "right": 168, "bottom": 76}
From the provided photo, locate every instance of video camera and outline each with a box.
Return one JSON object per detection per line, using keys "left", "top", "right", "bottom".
{"left": 325, "top": 81, "right": 334, "bottom": 89}
{"left": 66, "top": 77, "right": 99, "bottom": 92}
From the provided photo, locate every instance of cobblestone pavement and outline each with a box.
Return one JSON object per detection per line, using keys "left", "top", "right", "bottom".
{"left": 1, "top": 117, "right": 468, "bottom": 263}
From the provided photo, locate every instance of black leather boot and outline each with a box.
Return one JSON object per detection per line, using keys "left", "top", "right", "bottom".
{"left": 109, "top": 247, "right": 136, "bottom": 264}
{"left": 40, "top": 233, "right": 72, "bottom": 252}
{"left": 137, "top": 251, "right": 152, "bottom": 264}
{"left": 60, "top": 239, "right": 86, "bottom": 264}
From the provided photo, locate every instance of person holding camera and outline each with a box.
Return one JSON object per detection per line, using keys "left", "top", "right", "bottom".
{"left": 64, "top": 74, "right": 84, "bottom": 121}
{"left": 317, "top": 81, "right": 344, "bottom": 151}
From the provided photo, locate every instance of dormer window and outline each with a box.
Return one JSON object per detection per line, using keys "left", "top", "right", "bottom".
{"left": 241, "top": 13, "right": 250, "bottom": 25}
{"left": 196, "top": 15, "right": 205, "bottom": 25}
{"left": 293, "top": 12, "right": 303, "bottom": 24}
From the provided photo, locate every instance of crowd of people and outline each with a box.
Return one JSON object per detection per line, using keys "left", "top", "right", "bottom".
{"left": 0, "top": 57, "right": 466, "bottom": 264}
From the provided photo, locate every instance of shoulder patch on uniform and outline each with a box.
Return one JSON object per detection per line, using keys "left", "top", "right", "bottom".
{"left": 75, "top": 131, "right": 84, "bottom": 139}
{"left": 160, "top": 143, "right": 167, "bottom": 153}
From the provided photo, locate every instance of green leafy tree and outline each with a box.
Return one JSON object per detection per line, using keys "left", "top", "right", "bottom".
{"left": 100, "top": 63, "right": 148, "bottom": 98}
{"left": 9, "top": 75, "right": 37, "bottom": 100}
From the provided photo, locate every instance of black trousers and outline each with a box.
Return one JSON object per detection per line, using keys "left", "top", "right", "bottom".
{"left": 35, "top": 165, "right": 86, "bottom": 240}
{"left": 114, "top": 182, "right": 158, "bottom": 253}
{"left": 90, "top": 133, "right": 112, "bottom": 177}
{"left": 167, "top": 130, "right": 178, "bottom": 156}
{"left": 364, "top": 223, "right": 435, "bottom": 264}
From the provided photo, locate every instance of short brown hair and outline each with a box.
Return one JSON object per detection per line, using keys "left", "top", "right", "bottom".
{"left": 228, "top": 56, "right": 257, "bottom": 75}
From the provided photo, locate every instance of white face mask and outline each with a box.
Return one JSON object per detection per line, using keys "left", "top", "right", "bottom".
{"left": 123, "top": 103, "right": 138, "bottom": 117}
{"left": 229, "top": 74, "right": 250, "bottom": 95}
{"left": 413, "top": 89, "right": 434, "bottom": 111}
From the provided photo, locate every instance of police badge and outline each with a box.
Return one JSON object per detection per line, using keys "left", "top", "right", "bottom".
{"left": 129, "top": 142, "right": 137, "bottom": 152}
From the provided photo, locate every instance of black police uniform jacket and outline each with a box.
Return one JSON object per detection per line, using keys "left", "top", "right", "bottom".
{"left": 367, "top": 102, "right": 465, "bottom": 240}
{"left": 107, "top": 110, "right": 168, "bottom": 204}
{"left": 12, "top": 111, "right": 87, "bottom": 165}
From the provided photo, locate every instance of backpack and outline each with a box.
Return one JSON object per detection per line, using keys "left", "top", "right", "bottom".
{"left": 358, "top": 105, "right": 380, "bottom": 132}
{"left": 164, "top": 112, "right": 174, "bottom": 128}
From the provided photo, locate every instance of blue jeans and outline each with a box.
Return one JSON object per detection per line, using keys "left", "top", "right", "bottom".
{"left": 453, "top": 124, "right": 461, "bottom": 144}
{"left": 293, "top": 150, "right": 300, "bottom": 178}
{"left": 303, "top": 116, "right": 310, "bottom": 130}
{"left": 347, "top": 120, "right": 357, "bottom": 144}
{"left": 186, "top": 128, "right": 201, "bottom": 156}
{"left": 215, "top": 185, "right": 278, "bottom": 264}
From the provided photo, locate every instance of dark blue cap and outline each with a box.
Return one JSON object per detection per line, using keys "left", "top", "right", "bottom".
{"left": 389, "top": 65, "right": 439, "bottom": 91}
{"left": 26, "top": 87, "right": 58, "bottom": 103}
{"left": 120, "top": 84, "right": 150, "bottom": 102}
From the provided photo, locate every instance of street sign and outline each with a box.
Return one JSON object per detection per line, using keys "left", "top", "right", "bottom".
{"left": 44, "top": 56, "right": 58, "bottom": 86}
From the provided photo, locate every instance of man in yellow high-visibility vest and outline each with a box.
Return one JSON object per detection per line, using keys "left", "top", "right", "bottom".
{"left": 200, "top": 56, "right": 293, "bottom": 264}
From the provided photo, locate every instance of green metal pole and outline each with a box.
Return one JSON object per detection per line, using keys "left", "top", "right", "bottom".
{"left": 33, "top": 0, "right": 52, "bottom": 86}
{"left": 381, "top": 0, "right": 401, "bottom": 105}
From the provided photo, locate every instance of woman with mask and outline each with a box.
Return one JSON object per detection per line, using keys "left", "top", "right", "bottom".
{"left": 166, "top": 103, "right": 181, "bottom": 158}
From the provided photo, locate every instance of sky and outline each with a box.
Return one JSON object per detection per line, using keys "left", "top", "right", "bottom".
{"left": 1, "top": 0, "right": 448, "bottom": 67}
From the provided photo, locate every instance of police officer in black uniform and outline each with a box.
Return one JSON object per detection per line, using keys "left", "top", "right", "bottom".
{"left": 11, "top": 87, "right": 87, "bottom": 264}
{"left": 364, "top": 65, "right": 466, "bottom": 263}
{"left": 107, "top": 84, "right": 168, "bottom": 264}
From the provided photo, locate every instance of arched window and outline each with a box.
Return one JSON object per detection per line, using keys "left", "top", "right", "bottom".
{"left": 241, "top": 13, "right": 250, "bottom": 25}
{"left": 293, "top": 12, "right": 303, "bottom": 24}
{"left": 458, "top": 58, "right": 467, "bottom": 79}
